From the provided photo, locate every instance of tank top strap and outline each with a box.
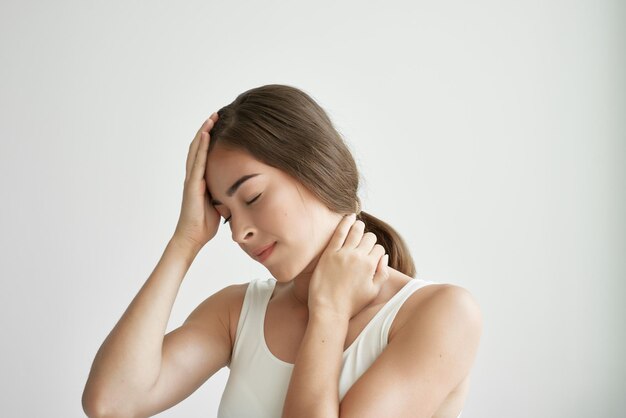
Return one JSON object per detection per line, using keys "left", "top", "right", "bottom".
{"left": 379, "top": 278, "right": 438, "bottom": 345}
{"left": 231, "top": 277, "right": 276, "bottom": 363}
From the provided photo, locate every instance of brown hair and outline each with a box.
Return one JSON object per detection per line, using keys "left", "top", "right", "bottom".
{"left": 208, "top": 84, "right": 417, "bottom": 278}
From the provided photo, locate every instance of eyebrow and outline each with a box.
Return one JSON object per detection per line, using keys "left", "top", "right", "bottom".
{"left": 209, "top": 173, "right": 261, "bottom": 206}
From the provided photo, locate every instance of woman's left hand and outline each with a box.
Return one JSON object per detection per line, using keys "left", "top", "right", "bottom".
{"left": 308, "top": 213, "right": 390, "bottom": 320}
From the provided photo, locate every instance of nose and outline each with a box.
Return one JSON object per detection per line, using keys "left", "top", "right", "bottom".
{"left": 230, "top": 214, "right": 255, "bottom": 246}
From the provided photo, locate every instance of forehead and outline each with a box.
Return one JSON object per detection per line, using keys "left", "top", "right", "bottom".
{"left": 205, "top": 144, "right": 273, "bottom": 195}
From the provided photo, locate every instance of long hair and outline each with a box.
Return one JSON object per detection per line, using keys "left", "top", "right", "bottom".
{"left": 208, "top": 84, "right": 417, "bottom": 278}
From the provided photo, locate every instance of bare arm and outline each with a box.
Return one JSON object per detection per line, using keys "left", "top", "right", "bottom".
{"left": 82, "top": 238, "right": 200, "bottom": 416}
{"left": 82, "top": 235, "right": 240, "bottom": 418}
{"left": 82, "top": 113, "right": 224, "bottom": 417}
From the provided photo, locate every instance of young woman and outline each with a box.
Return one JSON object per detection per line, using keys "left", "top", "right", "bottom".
{"left": 82, "top": 84, "right": 482, "bottom": 418}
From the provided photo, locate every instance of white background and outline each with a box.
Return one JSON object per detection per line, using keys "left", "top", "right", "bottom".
{"left": 0, "top": 1, "right": 624, "bottom": 417}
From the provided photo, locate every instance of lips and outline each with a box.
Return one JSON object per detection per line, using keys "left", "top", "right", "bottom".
{"left": 253, "top": 242, "right": 276, "bottom": 261}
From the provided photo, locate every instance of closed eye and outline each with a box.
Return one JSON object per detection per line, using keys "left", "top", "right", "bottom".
{"left": 222, "top": 193, "right": 262, "bottom": 224}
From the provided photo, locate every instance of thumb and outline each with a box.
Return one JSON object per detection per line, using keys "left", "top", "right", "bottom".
{"left": 372, "top": 254, "right": 390, "bottom": 289}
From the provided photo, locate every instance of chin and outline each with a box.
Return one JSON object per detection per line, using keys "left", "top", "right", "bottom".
{"left": 266, "top": 263, "right": 296, "bottom": 283}
{"left": 270, "top": 253, "right": 317, "bottom": 283}
{"left": 270, "top": 265, "right": 303, "bottom": 283}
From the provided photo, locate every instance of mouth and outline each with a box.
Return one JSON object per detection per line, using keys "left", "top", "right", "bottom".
{"left": 254, "top": 242, "right": 276, "bottom": 262}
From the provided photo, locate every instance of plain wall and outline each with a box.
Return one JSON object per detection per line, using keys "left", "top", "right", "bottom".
{"left": 0, "top": 0, "right": 624, "bottom": 416}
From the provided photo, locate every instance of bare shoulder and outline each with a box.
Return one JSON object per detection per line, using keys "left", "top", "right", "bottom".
{"left": 426, "top": 284, "right": 481, "bottom": 318}
{"left": 337, "top": 282, "right": 482, "bottom": 417}
{"left": 412, "top": 283, "right": 480, "bottom": 321}
{"left": 185, "top": 281, "right": 250, "bottom": 347}
{"left": 389, "top": 282, "right": 482, "bottom": 344}
{"left": 399, "top": 283, "right": 483, "bottom": 343}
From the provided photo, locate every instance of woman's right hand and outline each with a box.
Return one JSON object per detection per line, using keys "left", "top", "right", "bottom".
{"left": 172, "top": 112, "right": 221, "bottom": 252}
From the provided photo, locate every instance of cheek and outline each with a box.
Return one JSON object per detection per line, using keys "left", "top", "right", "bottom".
{"left": 260, "top": 193, "right": 296, "bottom": 230}
{"left": 260, "top": 187, "right": 322, "bottom": 251}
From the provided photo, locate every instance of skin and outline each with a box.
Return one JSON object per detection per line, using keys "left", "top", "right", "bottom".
{"left": 204, "top": 142, "right": 373, "bottom": 312}
{"left": 200, "top": 118, "right": 481, "bottom": 418}
{"left": 82, "top": 114, "right": 479, "bottom": 418}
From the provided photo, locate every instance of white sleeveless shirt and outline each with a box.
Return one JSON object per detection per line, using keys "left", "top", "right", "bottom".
{"left": 217, "top": 277, "right": 463, "bottom": 418}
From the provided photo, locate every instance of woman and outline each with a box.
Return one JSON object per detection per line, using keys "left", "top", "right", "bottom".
{"left": 82, "top": 84, "right": 482, "bottom": 418}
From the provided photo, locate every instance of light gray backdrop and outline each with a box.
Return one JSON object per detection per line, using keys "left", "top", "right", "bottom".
{"left": 1, "top": 1, "right": 624, "bottom": 417}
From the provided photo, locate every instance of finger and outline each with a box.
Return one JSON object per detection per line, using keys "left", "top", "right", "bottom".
{"left": 198, "top": 113, "right": 217, "bottom": 134}
{"left": 187, "top": 118, "right": 212, "bottom": 178}
{"left": 356, "top": 231, "right": 377, "bottom": 252}
{"left": 372, "top": 254, "right": 390, "bottom": 288}
{"left": 187, "top": 118, "right": 215, "bottom": 179}
{"left": 343, "top": 219, "right": 365, "bottom": 249}
{"left": 368, "top": 243, "right": 386, "bottom": 274}
{"left": 203, "top": 112, "right": 219, "bottom": 136}
{"left": 369, "top": 243, "right": 386, "bottom": 259}
{"left": 327, "top": 213, "right": 358, "bottom": 252}
{"left": 190, "top": 131, "right": 210, "bottom": 183}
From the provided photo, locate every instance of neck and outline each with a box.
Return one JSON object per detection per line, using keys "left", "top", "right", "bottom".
{"left": 289, "top": 274, "right": 312, "bottom": 308}
{"left": 288, "top": 250, "right": 325, "bottom": 308}
{"left": 289, "top": 283, "right": 307, "bottom": 305}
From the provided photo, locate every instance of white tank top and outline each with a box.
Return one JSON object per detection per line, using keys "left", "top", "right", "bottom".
{"left": 217, "top": 277, "right": 463, "bottom": 418}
